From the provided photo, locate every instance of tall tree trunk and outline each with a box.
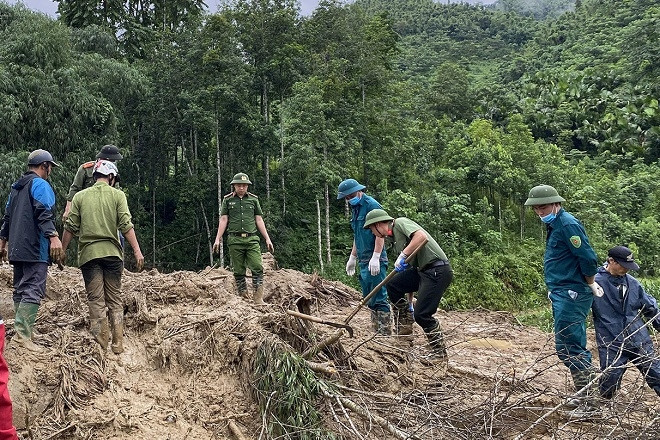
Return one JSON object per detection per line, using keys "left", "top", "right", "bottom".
{"left": 152, "top": 186, "right": 156, "bottom": 267}
{"left": 317, "top": 199, "right": 324, "bottom": 274}
{"left": 216, "top": 118, "right": 224, "bottom": 266}
{"left": 280, "top": 112, "right": 286, "bottom": 216}
{"left": 262, "top": 78, "right": 271, "bottom": 201}
{"left": 325, "top": 183, "right": 331, "bottom": 263}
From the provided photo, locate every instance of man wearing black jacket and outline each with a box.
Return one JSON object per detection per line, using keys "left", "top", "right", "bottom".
{"left": 0, "top": 149, "right": 63, "bottom": 351}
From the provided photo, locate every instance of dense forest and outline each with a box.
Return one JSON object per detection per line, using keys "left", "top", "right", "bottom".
{"left": 0, "top": 0, "right": 658, "bottom": 313}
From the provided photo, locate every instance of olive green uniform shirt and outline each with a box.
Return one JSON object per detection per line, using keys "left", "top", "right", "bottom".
{"left": 64, "top": 182, "right": 134, "bottom": 266}
{"left": 387, "top": 217, "right": 448, "bottom": 269}
{"left": 221, "top": 193, "right": 263, "bottom": 235}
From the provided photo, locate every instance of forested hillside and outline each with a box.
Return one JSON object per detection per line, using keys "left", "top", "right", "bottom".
{"left": 0, "top": 0, "right": 658, "bottom": 311}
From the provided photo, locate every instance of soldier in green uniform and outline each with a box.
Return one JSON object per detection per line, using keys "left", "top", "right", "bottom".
{"left": 62, "top": 145, "right": 123, "bottom": 221}
{"left": 213, "top": 173, "right": 274, "bottom": 304}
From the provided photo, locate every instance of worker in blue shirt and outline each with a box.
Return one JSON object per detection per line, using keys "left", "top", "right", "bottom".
{"left": 337, "top": 179, "right": 391, "bottom": 335}
{"left": 525, "top": 184, "right": 602, "bottom": 417}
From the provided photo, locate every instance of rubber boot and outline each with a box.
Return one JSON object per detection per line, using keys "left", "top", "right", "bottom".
{"left": 234, "top": 275, "right": 248, "bottom": 298}
{"left": 13, "top": 302, "right": 42, "bottom": 352}
{"left": 394, "top": 304, "right": 414, "bottom": 336}
{"left": 370, "top": 310, "right": 379, "bottom": 333}
{"left": 108, "top": 310, "right": 124, "bottom": 354}
{"left": 566, "top": 369, "right": 601, "bottom": 418}
{"left": 426, "top": 324, "right": 448, "bottom": 360}
{"left": 376, "top": 311, "right": 392, "bottom": 335}
{"left": 90, "top": 317, "right": 110, "bottom": 351}
{"left": 253, "top": 285, "right": 265, "bottom": 305}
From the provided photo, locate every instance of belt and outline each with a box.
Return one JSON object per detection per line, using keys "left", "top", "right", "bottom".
{"left": 231, "top": 232, "right": 257, "bottom": 238}
{"left": 421, "top": 259, "right": 449, "bottom": 271}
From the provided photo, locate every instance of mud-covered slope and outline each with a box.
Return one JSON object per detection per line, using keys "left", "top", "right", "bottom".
{"left": 0, "top": 257, "right": 658, "bottom": 440}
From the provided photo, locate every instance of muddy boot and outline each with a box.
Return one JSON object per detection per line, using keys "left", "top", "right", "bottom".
{"left": 109, "top": 310, "right": 124, "bottom": 354}
{"left": 426, "top": 324, "right": 448, "bottom": 360}
{"left": 252, "top": 273, "right": 265, "bottom": 305}
{"left": 253, "top": 285, "right": 265, "bottom": 305}
{"left": 394, "top": 303, "right": 414, "bottom": 336}
{"left": 13, "top": 302, "right": 42, "bottom": 352}
{"left": 376, "top": 311, "right": 392, "bottom": 336}
{"left": 565, "top": 369, "right": 601, "bottom": 418}
{"left": 90, "top": 317, "right": 110, "bottom": 351}
{"left": 234, "top": 275, "right": 248, "bottom": 298}
{"left": 370, "top": 310, "right": 379, "bottom": 333}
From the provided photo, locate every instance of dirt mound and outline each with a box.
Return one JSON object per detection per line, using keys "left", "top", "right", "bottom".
{"left": 0, "top": 258, "right": 658, "bottom": 439}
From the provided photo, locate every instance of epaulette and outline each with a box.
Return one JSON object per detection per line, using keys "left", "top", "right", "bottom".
{"left": 248, "top": 192, "right": 258, "bottom": 198}
{"left": 223, "top": 192, "right": 235, "bottom": 198}
{"left": 82, "top": 161, "right": 96, "bottom": 169}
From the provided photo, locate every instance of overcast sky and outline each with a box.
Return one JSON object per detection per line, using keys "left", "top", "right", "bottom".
{"left": 5, "top": 0, "right": 323, "bottom": 17}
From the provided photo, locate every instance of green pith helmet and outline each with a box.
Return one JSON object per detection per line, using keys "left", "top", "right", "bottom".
{"left": 524, "top": 184, "right": 566, "bottom": 206}
{"left": 363, "top": 209, "right": 394, "bottom": 229}
{"left": 231, "top": 173, "right": 252, "bottom": 185}
{"left": 96, "top": 144, "right": 123, "bottom": 160}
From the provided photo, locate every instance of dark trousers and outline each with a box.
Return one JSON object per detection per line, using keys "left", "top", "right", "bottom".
{"left": 12, "top": 262, "right": 48, "bottom": 305}
{"left": 386, "top": 264, "right": 453, "bottom": 332}
{"left": 599, "top": 343, "right": 660, "bottom": 398}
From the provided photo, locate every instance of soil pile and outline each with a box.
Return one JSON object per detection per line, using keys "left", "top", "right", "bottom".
{"left": 0, "top": 257, "right": 658, "bottom": 439}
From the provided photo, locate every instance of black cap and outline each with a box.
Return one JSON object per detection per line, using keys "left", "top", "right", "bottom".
{"left": 96, "top": 144, "right": 123, "bottom": 160}
{"left": 608, "top": 246, "right": 640, "bottom": 271}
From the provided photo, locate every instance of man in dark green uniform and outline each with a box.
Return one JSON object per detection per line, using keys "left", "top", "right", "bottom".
{"left": 62, "top": 144, "right": 123, "bottom": 221}
{"left": 525, "top": 184, "right": 601, "bottom": 417}
{"left": 363, "top": 209, "right": 453, "bottom": 360}
{"left": 213, "top": 173, "right": 274, "bottom": 304}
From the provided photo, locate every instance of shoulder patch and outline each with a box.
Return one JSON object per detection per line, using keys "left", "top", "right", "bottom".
{"left": 570, "top": 236, "right": 582, "bottom": 248}
{"left": 223, "top": 192, "right": 235, "bottom": 198}
{"left": 248, "top": 192, "right": 258, "bottom": 198}
{"left": 82, "top": 161, "right": 96, "bottom": 168}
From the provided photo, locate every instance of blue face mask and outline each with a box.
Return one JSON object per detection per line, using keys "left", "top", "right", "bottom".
{"left": 348, "top": 195, "right": 361, "bottom": 206}
{"left": 540, "top": 212, "right": 556, "bottom": 223}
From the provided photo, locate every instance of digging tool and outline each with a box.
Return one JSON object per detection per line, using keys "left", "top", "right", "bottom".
{"left": 302, "top": 239, "right": 428, "bottom": 359}
{"left": 286, "top": 310, "right": 354, "bottom": 337}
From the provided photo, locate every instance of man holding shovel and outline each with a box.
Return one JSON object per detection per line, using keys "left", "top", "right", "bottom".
{"left": 363, "top": 209, "right": 453, "bottom": 359}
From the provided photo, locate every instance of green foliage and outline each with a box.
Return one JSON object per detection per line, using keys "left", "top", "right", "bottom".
{"left": 516, "top": 306, "right": 553, "bottom": 333}
{"left": 252, "top": 338, "right": 337, "bottom": 439}
{"left": 443, "top": 243, "right": 546, "bottom": 311}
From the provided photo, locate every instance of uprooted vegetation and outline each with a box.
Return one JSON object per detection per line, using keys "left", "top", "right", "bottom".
{"left": 0, "top": 256, "right": 658, "bottom": 439}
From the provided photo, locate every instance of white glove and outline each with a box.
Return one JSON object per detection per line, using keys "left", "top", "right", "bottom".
{"left": 368, "top": 252, "right": 381, "bottom": 276}
{"left": 394, "top": 252, "right": 409, "bottom": 272}
{"left": 345, "top": 254, "right": 357, "bottom": 276}
{"left": 588, "top": 282, "right": 604, "bottom": 297}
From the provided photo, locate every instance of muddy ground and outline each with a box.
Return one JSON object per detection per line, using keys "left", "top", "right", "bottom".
{"left": 0, "top": 256, "right": 658, "bottom": 440}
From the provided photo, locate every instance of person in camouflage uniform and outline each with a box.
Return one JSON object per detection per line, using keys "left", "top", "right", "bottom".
{"left": 62, "top": 145, "right": 123, "bottom": 221}
{"left": 213, "top": 173, "right": 274, "bottom": 304}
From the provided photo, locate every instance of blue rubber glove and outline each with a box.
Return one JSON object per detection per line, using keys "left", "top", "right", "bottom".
{"left": 394, "top": 252, "right": 409, "bottom": 272}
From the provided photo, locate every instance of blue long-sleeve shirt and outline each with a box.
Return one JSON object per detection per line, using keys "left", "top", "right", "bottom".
{"left": 350, "top": 194, "right": 387, "bottom": 263}
{"left": 544, "top": 208, "right": 598, "bottom": 294}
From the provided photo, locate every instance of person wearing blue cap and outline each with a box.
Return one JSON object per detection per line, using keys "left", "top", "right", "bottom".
{"left": 593, "top": 246, "right": 660, "bottom": 400}
{"left": 337, "top": 178, "right": 391, "bottom": 335}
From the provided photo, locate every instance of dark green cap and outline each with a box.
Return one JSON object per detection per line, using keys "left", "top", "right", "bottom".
{"left": 363, "top": 209, "right": 394, "bottom": 228}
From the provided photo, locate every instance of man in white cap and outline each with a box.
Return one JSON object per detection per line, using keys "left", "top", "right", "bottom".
{"left": 62, "top": 160, "right": 144, "bottom": 354}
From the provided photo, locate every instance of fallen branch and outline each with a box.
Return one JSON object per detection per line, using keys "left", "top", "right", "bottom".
{"left": 228, "top": 419, "right": 249, "bottom": 440}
